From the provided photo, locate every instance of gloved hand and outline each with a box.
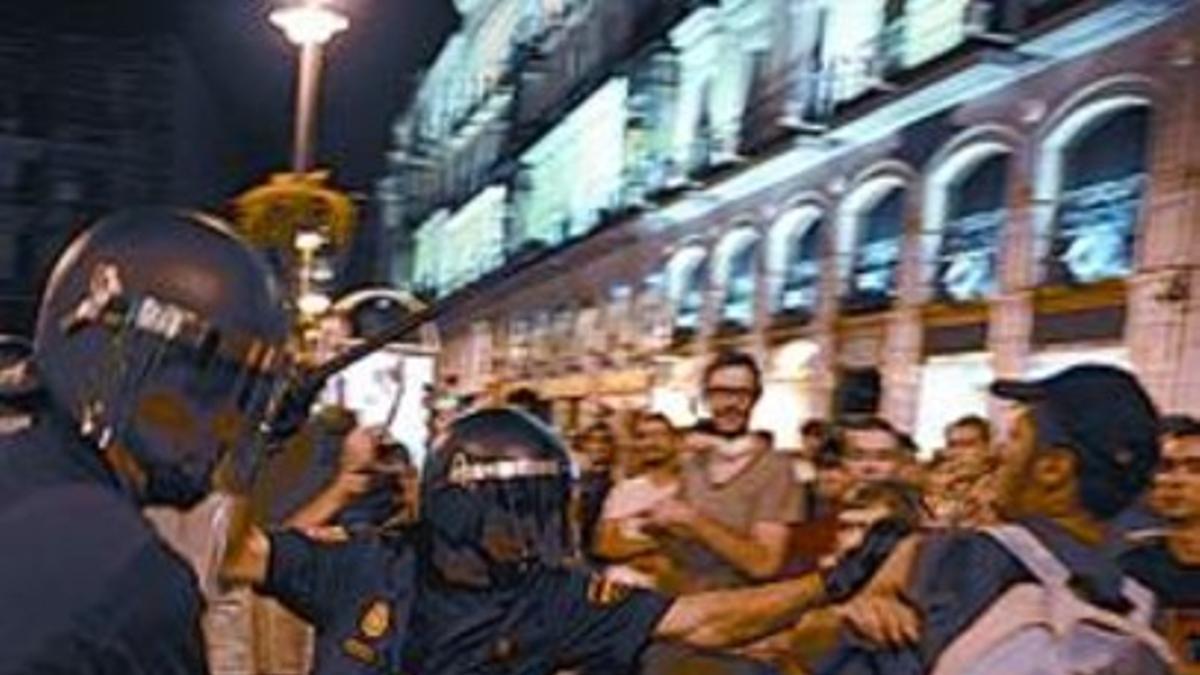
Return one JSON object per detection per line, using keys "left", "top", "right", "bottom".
{"left": 822, "top": 517, "right": 913, "bottom": 603}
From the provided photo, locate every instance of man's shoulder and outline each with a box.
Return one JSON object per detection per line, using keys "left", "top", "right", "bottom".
{"left": 914, "top": 528, "right": 1027, "bottom": 590}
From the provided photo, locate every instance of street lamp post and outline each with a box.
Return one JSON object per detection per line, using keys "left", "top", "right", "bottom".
{"left": 269, "top": 1, "right": 349, "bottom": 173}
{"left": 234, "top": 0, "right": 355, "bottom": 357}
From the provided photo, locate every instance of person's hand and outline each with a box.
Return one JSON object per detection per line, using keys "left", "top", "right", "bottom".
{"left": 836, "top": 593, "right": 919, "bottom": 647}
{"left": 645, "top": 499, "right": 698, "bottom": 536}
{"left": 298, "top": 524, "right": 350, "bottom": 543}
{"left": 330, "top": 470, "right": 373, "bottom": 499}
{"left": 339, "top": 425, "right": 384, "bottom": 474}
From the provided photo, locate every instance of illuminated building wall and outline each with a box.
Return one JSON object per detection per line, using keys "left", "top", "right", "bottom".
{"left": 385, "top": 0, "right": 1200, "bottom": 446}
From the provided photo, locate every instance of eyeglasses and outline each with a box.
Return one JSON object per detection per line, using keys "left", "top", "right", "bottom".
{"left": 704, "top": 386, "right": 757, "bottom": 401}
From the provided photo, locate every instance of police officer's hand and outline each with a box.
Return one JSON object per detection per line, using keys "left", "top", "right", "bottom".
{"left": 340, "top": 425, "right": 384, "bottom": 474}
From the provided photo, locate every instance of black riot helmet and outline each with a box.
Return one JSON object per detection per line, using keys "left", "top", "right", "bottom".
{"left": 420, "top": 408, "right": 572, "bottom": 589}
{"left": 33, "top": 208, "right": 289, "bottom": 507}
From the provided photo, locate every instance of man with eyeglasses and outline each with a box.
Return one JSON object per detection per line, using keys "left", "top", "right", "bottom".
{"left": 645, "top": 351, "right": 804, "bottom": 593}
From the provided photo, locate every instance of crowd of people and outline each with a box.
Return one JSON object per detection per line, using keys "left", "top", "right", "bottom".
{"left": 290, "top": 339, "right": 1200, "bottom": 674}
{"left": 3, "top": 208, "right": 1200, "bottom": 675}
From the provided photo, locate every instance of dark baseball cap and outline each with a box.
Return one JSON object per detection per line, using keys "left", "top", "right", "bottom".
{"left": 990, "top": 364, "right": 1160, "bottom": 518}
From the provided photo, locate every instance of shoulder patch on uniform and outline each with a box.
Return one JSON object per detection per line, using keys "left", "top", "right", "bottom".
{"left": 587, "top": 574, "right": 633, "bottom": 607}
{"left": 342, "top": 636, "right": 379, "bottom": 665}
{"left": 359, "top": 599, "right": 391, "bottom": 639}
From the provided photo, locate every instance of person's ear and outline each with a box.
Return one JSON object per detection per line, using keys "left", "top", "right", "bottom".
{"left": 1030, "top": 448, "right": 1075, "bottom": 490}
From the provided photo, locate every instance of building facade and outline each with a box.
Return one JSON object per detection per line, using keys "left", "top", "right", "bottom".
{"left": 381, "top": 0, "right": 1200, "bottom": 451}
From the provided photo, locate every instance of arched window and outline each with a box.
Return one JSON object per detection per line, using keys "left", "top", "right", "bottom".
{"left": 935, "top": 154, "right": 1008, "bottom": 301}
{"left": 720, "top": 239, "right": 759, "bottom": 330}
{"left": 666, "top": 247, "right": 708, "bottom": 340}
{"left": 779, "top": 219, "right": 823, "bottom": 317}
{"left": 846, "top": 187, "right": 905, "bottom": 312}
{"left": 1047, "top": 106, "right": 1150, "bottom": 285}
{"left": 675, "top": 260, "right": 708, "bottom": 333}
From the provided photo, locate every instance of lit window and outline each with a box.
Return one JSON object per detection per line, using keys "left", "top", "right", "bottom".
{"left": 721, "top": 241, "right": 759, "bottom": 329}
{"left": 935, "top": 154, "right": 1008, "bottom": 302}
{"left": 1047, "top": 107, "right": 1149, "bottom": 285}
{"left": 847, "top": 188, "right": 905, "bottom": 312}
{"left": 778, "top": 220, "right": 823, "bottom": 317}
{"left": 675, "top": 261, "right": 707, "bottom": 333}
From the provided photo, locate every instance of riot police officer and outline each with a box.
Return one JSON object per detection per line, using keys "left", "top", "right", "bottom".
{"left": 224, "top": 407, "right": 911, "bottom": 674}
{"left": 0, "top": 208, "right": 289, "bottom": 673}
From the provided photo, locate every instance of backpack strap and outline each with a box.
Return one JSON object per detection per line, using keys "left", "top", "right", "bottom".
{"left": 982, "top": 525, "right": 1175, "bottom": 666}
{"left": 982, "top": 525, "right": 1071, "bottom": 587}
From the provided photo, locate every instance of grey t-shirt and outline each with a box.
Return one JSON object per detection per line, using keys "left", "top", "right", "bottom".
{"left": 670, "top": 446, "right": 805, "bottom": 591}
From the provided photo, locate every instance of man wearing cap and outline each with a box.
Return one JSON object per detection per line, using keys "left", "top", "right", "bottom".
{"left": 815, "top": 364, "right": 1170, "bottom": 675}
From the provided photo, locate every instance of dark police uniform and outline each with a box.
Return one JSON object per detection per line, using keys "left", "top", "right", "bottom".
{"left": 815, "top": 517, "right": 1158, "bottom": 675}
{"left": 0, "top": 406, "right": 207, "bottom": 674}
{"left": 262, "top": 528, "right": 673, "bottom": 675}
{"left": 262, "top": 529, "right": 419, "bottom": 674}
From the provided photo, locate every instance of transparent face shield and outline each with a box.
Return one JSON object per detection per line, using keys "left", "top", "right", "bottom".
{"left": 62, "top": 282, "right": 288, "bottom": 506}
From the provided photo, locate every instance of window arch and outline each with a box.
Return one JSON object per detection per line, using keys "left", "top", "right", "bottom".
{"left": 926, "top": 147, "right": 1010, "bottom": 302}
{"left": 666, "top": 247, "right": 709, "bottom": 336}
{"left": 1038, "top": 99, "right": 1151, "bottom": 285}
{"left": 768, "top": 205, "right": 824, "bottom": 319}
{"left": 714, "top": 229, "right": 761, "bottom": 330}
{"left": 840, "top": 179, "right": 907, "bottom": 313}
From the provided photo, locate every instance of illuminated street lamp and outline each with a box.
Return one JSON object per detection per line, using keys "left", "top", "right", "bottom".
{"left": 269, "top": 1, "right": 349, "bottom": 173}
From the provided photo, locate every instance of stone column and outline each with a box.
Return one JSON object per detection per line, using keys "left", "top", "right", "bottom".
{"left": 989, "top": 160, "right": 1037, "bottom": 391}
{"left": 1127, "top": 53, "right": 1200, "bottom": 410}
{"left": 882, "top": 190, "right": 925, "bottom": 432}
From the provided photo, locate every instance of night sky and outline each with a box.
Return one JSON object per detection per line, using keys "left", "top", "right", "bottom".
{"left": 18, "top": 0, "right": 460, "bottom": 193}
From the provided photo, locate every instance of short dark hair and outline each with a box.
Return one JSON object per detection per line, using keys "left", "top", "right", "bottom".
{"left": 1160, "top": 414, "right": 1200, "bottom": 440}
{"left": 634, "top": 411, "right": 675, "bottom": 433}
{"left": 506, "top": 387, "right": 552, "bottom": 423}
{"left": 841, "top": 416, "right": 905, "bottom": 455}
{"left": 840, "top": 416, "right": 895, "bottom": 435}
{"left": 702, "top": 350, "right": 762, "bottom": 393}
{"left": 801, "top": 419, "right": 830, "bottom": 438}
{"left": 577, "top": 422, "right": 615, "bottom": 446}
{"left": 844, "top": 480, "right": 926, "bottom": 529}
{"left": 946, "top": 414, "right": 991, "bottom": 443}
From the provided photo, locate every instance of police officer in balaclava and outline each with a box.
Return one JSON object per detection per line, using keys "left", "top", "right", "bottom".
{"left": 0, "top": 208, "right": 289, "bottom": 672}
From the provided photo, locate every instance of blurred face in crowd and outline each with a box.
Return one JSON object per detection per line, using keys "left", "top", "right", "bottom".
{"left": 945, "top": 422, "right": 989, "bottom": 461}
{"left": 578, "top": 427, "right": 616, "bottom": 468}
{"left": 801, "top": 425, "right": 827, "bottom": 459}
{"left": 703, "top": 364, "right": 759, "bottom": 436}
{"left": 816, "top": 464, "right": 854, "bottom": 507}
{"left": 844, "top": 427, "right": 904, "bottom": 485}
{"left": 1152, "top": 433, "right": 1200, "bottom": 522}
{"left": 632, "top": 415, "right": 678, "bottom": 470}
